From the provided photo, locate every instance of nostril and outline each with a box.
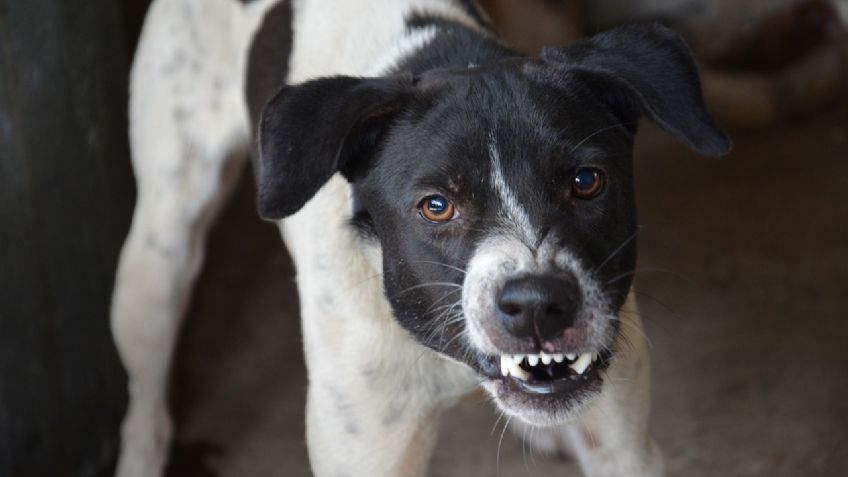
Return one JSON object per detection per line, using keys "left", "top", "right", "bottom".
{"left": 546, "top": 304, "right": 564, "bottom": 316}
{"left": 499, "top": 302, "right": 523, "bottom": 316}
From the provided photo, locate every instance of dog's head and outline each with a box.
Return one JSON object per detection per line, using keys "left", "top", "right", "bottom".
{"left": 258, "top": 24, "right": 730, "bottom": 426}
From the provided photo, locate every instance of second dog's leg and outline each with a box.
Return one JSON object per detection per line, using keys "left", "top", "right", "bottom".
{"left": 110, "top": 1, "right": 259, "bottom": 475}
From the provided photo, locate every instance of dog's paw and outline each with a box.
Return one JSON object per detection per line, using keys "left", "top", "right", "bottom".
{"left": 115, "top": 403, "right": 173, "bottom": 477}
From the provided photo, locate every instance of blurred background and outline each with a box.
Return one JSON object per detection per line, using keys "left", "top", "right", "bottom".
{"left": 1, "top": 0, "right": 846, "bottom": 476}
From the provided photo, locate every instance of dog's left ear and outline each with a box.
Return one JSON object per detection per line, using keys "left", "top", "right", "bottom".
{"left": 257, "top": 75, "right": 412, "bottom": 219}
{"left": 540, "top": 23, "right": 731, "bottom": 157}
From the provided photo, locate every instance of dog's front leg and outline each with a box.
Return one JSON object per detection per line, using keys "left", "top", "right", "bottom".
{"left": 111, "top": 1, "right": 258, "bottom": 475}
{"left": 300, "top": 305, "right": 476, "bottom": 477}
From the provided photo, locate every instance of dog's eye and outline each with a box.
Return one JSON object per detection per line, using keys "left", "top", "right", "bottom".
{"left": 418, "top": 195, "right": 456, "bottom": 223}
{"left": 571, "top": 168, "right": 605, "bottom": 199}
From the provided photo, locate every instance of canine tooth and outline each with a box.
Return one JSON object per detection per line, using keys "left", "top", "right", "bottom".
{"left": 540, "top": 353, "right": 552, "bottom": 365}
{"left": 527, "top": 354, "right": 540, "bottom": 367}
{"left": 591, "top": 352, "right": 599, "bottom": 363}
{"left": 501, "top": 355, "right": 509, "bottom": 377}
{"left": 512, "top": 354, "right": 524, "bottom": 365}
{"left": 507, "top": 360, "right": 531, "bottom": 380}
{"left": 553, "top": 353, "right": 565, "bottom": 363}
{"left": 565, "top": 353, "right": 576, "bottom": 361}
{"left": 570, "top": 353, "right": 593, "bottom": 375}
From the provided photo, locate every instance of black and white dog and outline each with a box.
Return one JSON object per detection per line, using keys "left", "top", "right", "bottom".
{"left": 111, "top": 0, "right": 730, "bottom": 475}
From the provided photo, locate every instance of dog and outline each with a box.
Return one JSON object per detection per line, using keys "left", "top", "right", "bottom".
{"left": 111, "top": 0, "right": 730, "bottom": 475}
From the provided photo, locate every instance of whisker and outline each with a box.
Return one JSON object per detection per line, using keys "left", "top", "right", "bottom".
{"left": 491, "top": 409, "right": 506, "bottom": 436}
{"left": 407, "top": 260, "right": 468, "bottom": 275}
{"left": 612, "top": 314, "right": 654, "bottom": 349}
{"left": 341, "top": 272, "right": 383, "bottom": 294}
{"left": 522, "top": 423, "right": 530, "bottom": 476}
{"left": 594, "top": 227, "right": 641, "bottom": 273}
{"left": 627, "top": 290, "right": 682, "bottom": 320}
{"left": 569, "top": 121, "right": 638, "bottom": 152}
{"left": 497, "top": 416, "right": 513, "bottom": 475}
{"left": 605, "top": 267, "right": 689, "bottom": 286}
{"left": 424, "top": 288, "right": 463, "bottom": 314}
{"left": 389, "top": 281, "right": 463, "bottom": 300}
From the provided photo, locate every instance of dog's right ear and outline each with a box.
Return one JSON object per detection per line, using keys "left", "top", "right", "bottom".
{"left": 257, "top": 76, "right": 412, "bottom": 219}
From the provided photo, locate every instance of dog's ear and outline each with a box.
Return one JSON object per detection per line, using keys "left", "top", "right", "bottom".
{"left": 257, "top": 76, "right": 412, "bottom": 219}
{"left": 540, "top": 23, "right": 731, "bottom": 157}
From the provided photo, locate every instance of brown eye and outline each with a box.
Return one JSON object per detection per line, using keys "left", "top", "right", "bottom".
{"left": 418, "top": 195, "right": 456, "bottom": 223}
{"left": 571, "top": 168, "right": 605, "bottom": 199}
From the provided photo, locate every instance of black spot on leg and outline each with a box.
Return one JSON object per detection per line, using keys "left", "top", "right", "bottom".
{"left": 144, "top": 233, "right": 156, "bottom": 249}
{"left": 211, "top": 76, "right": 227, "bottom": 94}
{"left": 361, "top": 364, "right": 381, "bottom": 380}
{"left": 173, "top": 106, "right": 191, "bottom": 123}
{"left": 325, "top": 385, "right": 360, "bottom": 435}
{"left": 381, "top": 397, "right": 406, "bottom": 428}
{"left": 315, "top": 292, "right": 335, "bottom": 313}
{"left": 190, "top": 58, "right": 203, "bottom": 74}
{"left": 144, "top": 233, "right": 176, "bottom": 259}
{"left": 161, "top": 48, "right": 189, "bottom": 75}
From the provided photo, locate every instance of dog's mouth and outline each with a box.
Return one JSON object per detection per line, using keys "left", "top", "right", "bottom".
{"left": 474, "top": 349, "right": 612, "bottom": 419}
{"left": 495, "top": 350, "right": 610, "bottom": 394}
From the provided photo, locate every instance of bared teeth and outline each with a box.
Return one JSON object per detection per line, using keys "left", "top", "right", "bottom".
{"left": 501, "top": 350, "right": 600, "bottom": 381}
{"left": 500, "top": 355, "right": 530, "bottom": 380}
{"left": 569, "top": 353, "right": 593, "bottom": 375}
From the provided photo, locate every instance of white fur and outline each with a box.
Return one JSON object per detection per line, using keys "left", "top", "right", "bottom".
{"left": 112, "top": 1, "right": 279, "bottom": 476}
{"left": 113, "top": 0, "right": 661, "bottom": 476}
{"left": 488, "top": 133, "right": 536, "bottom": 244}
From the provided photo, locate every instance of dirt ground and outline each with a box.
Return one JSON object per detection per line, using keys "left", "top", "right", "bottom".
{"left": 166, "top": 100, "right": 848, "bottom": 476}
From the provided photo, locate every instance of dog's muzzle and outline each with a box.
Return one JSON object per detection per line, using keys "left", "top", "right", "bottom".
{"left": 462, "top": 236, "right": 617, "bottom": 424}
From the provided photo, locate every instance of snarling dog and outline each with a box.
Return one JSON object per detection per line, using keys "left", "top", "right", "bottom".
{"left": 111, "top": 0, "right": 730, "bottom": 475}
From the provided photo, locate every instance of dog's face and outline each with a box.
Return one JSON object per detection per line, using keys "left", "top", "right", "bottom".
{"left": 352, "top": 72, "right": 639, "bottom": 424}
{"left": 258, "top": 24, "right": 730, "bottom": 426}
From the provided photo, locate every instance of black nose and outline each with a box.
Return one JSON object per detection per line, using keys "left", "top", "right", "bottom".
{"left": 497, "top": 275, "right": 582, "bottom": 342}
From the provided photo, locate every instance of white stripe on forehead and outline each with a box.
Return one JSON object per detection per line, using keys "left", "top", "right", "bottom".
{"left": 487, "top": 133, "right": 536, "bottom": 244}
